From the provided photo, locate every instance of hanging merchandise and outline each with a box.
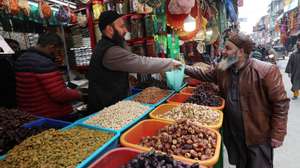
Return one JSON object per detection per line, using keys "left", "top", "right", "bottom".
{"left": 8, "top": 0, "right": 20, "bottom": 15}
{"left": 56, "top": 6, "right": 70, "bottom": 24}
{"left": 18, "top": 0, "right": 30, "bottom": 16}
{"left": 78, "top": 13, "right": 87, "bottom": 27}
{"left": 153, "top": 15, "right": 167, "bottom": 33}
{"left": 145, "top": 15, "right": 155, "bottom": 36}
{"left": 70, "top": 11, "right": 77, "bottom": 24}
{"left": 115, "top": 0, "right": 129, "bottom": 14}
{"left": 154, "top": 35, "right": 167, "bottom": 57}
{"left": 167, "top": 34, "right": 180, "bottom": 59}
{"left": 225, "top": 0, "right": 238, "bottom": 22}
{"left": 130, "top": 15, "right": 144, "bottom": 39}
{"left": 154, "top": 0, "right": 166, "bottom": 14}
{"left": 168, "top": 0, "right": 195, "bottom": 15}
{"left": 146, "top": 0, "right": 161, "bottom": 8}
{"left": 39, "top": 0, "right": 52, "bottom": 19}
{"left": 93, "top": 2, "right": 104, "bottom": 20}
{"left": 104, "top": 0, "right": 115, "bottom": 11}
{"left": 166, "top": 0, "right": 198, "bottom": 30}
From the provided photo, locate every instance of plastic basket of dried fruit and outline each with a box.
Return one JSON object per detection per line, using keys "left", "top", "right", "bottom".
{"left": 74, "top": 105, "right": 155, "bottom": 134}
{"left": 62, "top": 123, "right": 120, "bottom": 168}
{"left": 120, "top": 119, "right": 221, "bottom": 167}
{"left": 124, "top": 89, "right": 176, "bottom": 107}
{"left": 0, "top": 117, "right": 71, "bottom": 161}
{"left": 167, "top": 93, "right": 226, "bottom": 111}
{"left": 185, "top": 77, "right": 201, "bottom": 86}
{"left": 88, "top": 147, "right": 209, "bottom": 168}
{"left": 180, "top": 86, "right": 196, "bottom": 95}
{"left": 149, "top": 104, "right": 223, "bottom": 130}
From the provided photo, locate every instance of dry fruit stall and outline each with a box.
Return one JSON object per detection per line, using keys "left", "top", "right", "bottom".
{"left": 0, "top": 0, "right": 240, "bottom": 167}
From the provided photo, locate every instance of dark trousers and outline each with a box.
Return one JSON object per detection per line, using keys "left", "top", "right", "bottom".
{"left": 227, "top": 136, "right": 273, "bottom": 168}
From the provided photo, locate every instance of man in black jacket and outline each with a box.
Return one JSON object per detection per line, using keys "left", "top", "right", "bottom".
{"left": 88, "top": 11, "right": 181, "bottom": 113}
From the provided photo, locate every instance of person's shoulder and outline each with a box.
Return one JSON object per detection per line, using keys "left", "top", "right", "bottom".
{"left": 250, "top": 58, "right": 276, "bottom": 77}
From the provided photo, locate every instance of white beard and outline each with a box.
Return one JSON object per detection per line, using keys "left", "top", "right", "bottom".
{"left": 217, "top": 55, "right": 239, "bottom": 71}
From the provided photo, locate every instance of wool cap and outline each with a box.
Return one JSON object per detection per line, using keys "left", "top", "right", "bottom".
{"left": 98, "top": 11, "right": 123, "bottom": 32}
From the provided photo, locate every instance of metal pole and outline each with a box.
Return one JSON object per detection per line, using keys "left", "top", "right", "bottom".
{"left": 60, "top": 25, "right": 71, "bottom": 82}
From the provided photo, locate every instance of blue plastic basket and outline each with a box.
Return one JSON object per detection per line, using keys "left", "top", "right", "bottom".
{"left": 130, "top": 87, "right": 143, "bottom": 95}
{"left": 75, "top": 106, "right": 155, "bottom": 134}
{"left": 177, "top": 82, "right": 187, "bottom": 92}
{"left": 0, "top": 154, "right": 5, "bottom": 160}
{"left": 125, "top": 90, "right": 176, "bottom": 107}
{"left": 22, "top": 117, "right": 71, "bottom": 129}
{"left": 61, "top": 123, "right": 120, "bottom": 168}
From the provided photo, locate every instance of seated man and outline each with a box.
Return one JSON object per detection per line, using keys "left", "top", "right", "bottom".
{"left": 15, "top": 32, "right": 81, "bottom": 119}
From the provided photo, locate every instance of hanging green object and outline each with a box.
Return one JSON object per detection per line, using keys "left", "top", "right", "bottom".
{"left": 166, "top": 64, "right": 185, "bottom": 91}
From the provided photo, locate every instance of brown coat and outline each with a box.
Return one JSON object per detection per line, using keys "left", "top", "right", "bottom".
{"left": 185, "top": 58, "right": 289, "bottom": 145}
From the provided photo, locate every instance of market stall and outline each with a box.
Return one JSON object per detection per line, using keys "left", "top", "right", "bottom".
{"left": 0, "top": 0, "right": 239, "bottom": 167}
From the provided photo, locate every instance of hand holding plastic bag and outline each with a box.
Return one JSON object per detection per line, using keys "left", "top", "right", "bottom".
{"left": 166, "top": 64, "right": 185, "bottom": 91}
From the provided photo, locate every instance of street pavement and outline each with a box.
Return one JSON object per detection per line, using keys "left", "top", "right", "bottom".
{"left": 223, "top": 59, "right": 300, "bottom": 168}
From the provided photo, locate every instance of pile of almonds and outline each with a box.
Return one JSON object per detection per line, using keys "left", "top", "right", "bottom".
{"left": 85, "top": 101, "right": 150, "bottom": 130}
{"left": 140, "top": 120, "right": 217, "bottom": 161}
{"left": 133, "top": 87, "right": 170, "bottom": 104}
{"left": 158, "top": 103, "right": 220, "bottom": 127}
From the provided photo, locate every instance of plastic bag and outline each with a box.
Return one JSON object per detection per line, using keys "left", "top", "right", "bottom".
{"left": 168, "top": 0, "right": 195, "bottom": 15}
{"left": 39, "top": 0, "right": 52, "bottom": 19}
{"left": 9, "top": 0, "right": 20, "bottom": 15}
{"left": 166, "top": 64, "right": 185, "bottom": 91}
{"left": 56, "top": 6, "right": 70, "bottom": 23}
{"left": 18, "top": 0, "right": 30, "bottom": 16}
{"left": 225, "top": 0, "right": 237, "bottom": 22}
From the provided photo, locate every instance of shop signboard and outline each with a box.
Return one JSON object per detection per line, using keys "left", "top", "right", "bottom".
{"left": 284, "top": 0, "right": 298, "bottom": 13}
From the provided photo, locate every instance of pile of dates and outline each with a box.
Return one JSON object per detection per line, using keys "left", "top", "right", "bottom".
{"left": 0, "top": 127, "right": 113, "bottom": 168}
{"left": 122, "top": 150, "right": 200, "bottom": 168}
{"left": 185, "top": 93, "right": 222, "bottom": 107}
{"left": 135, "top": 78, "right": 169, "bottom": 90}
{"left": 193, "top": 82, "right": 220, "bottom": 96}
{"left": 133, "top": 87, "right": 170, "bottom": 104}
{"left": 140, "top": 120, "right": 217, "bottom": 161}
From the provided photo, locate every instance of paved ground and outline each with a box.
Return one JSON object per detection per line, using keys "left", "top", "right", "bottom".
{"left": 223, "top": 59, "right": 300, "bottom": 168}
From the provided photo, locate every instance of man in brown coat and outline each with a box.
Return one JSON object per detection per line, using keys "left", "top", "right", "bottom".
{"left": 185, "top": 33, "right": 290, "bottom": 168}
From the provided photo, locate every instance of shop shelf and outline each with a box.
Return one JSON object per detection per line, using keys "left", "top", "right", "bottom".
{"left": 180, "top": 86, "right": 196, "bottom": 95}
{"left": 125, "top": 90, "right": 176, "bottom": 107}
{"left": 167, "top": 93, "right": 225, "bottom": 111}
{"left": 120, "top": 119, "right": 221, "bottom": 167}
{"left": 149, "top": 104, "right": 223, "bottom": 130}
{"left": 88, "top": 147, "right": 209, "bottom": 168}
{"left": 62, "top": 123, "right": 120, "bottom": 168}
{"left": 185, "top": 77, "right": 201, "bottom": 86}
{"left": 167, "top": 93, "right": 191, "bottom": 104}
{"left": 75, "top": 106, "right": 155, "bottom": 133}
{"left": 22, "top": 117, "right": 71, "bottom": 129}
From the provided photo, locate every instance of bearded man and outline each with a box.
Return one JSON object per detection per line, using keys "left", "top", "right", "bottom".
{"left": 185, "top": 33, "right": 290, "bottom": 168}
{"left": 88, "top": 11, "right": 181, "bottom": 113}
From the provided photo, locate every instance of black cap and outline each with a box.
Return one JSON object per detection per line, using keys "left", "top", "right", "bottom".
{"left": 98, "top": 11, "right": 123, "bottom": 32}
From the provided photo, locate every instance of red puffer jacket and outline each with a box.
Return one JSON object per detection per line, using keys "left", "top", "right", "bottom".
{"left": 15, "top": 48, "right": 80, "bottom": 118}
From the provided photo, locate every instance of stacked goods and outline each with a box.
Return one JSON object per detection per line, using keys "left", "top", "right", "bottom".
{"left": 85, "top": 101, "right": 150, "bottom": 130}
{"left": 158, "top": 103, "right": 220, "bottom": 127}
{"left": 184, "top": 82, "right": 222, "bottom": 107}
{"left": 140, "top": 120, "right": 217, "bottom": 161}
{"left": 133, "top": 87, "right": 170, "bottom": 104}
{"left": 0, "top": 108, "right": 38, "bottom": 155}
{"left": 135, "top": 78, "right": 169, "bottom": 90}
{"left": 122, "top": 150, "right": 200, "bottom": 168}
{"left": 0, "top": 127, "right": 113, "bottom": 168}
